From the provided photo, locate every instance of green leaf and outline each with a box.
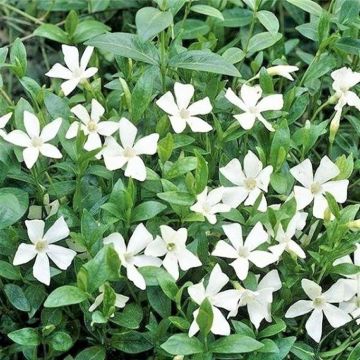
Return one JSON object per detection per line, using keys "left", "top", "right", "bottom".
{"left": 165, "top": 157, "right": 197, "bottom": 179}
{"left": 335, "top": 37, "right": 360, "bottom": 56}
{"left": 75, "top": 346, "right": 106, "bottom": 360}
{"left": 248, "top": 32, "right": 282, "bottom": 53}
{"left": 290, "top": 342, "right": 315, "bottom": 360}
{"left": 86, "top": 32, "right": 159, "bottom": 65}
{"left": 196, "top": 298, "right": 213, "bottom": 335}
{"left": 158, "top": 133, "right": 174, "bottom": 163}
{"left": 257, "top": 10, "right": 280, "bottom": 34}
{"left": 110, "top": 331, "right": 153, "bottom": 354}
{"left": 8, "top": 328, "right": 40, "bottom": 346}
{"left": 131, "top": 201, "right": 167, "bottom": 222}
{"left": 191, "top": 5, "right": 224, "bottom": 20}
{"left": 4, "top": 284, "right": 30, "bottom": 312}
{"left": 111, "top": 303, "right": 143, "bottom": 329}
{"left": 169, "top": 50, "right": 240, "bottom": 77}
{"left": 49, "top": 331, "right": 73, "bottom": 351}
{"left": 331, "top": 263, "right": 360, "bottom": 276}
{"left": 161, "top": 334, "right": 204, "bottom": 355}
{"left": 194, "top": 150, "right": 208, "bottom": 193}
{"left": 34, "top": 24, "right": 69, "bottom": 43}
{"left": 147, "top": 286, "right": 171, "bottom": 318}
{"left": 44, "top": 286, "right": 88, "bottom": 308}
{"left": 286, "top": 0, "right": 323, "bottom": 16}
{"left": 136, "top": 7, "right": 173, "bottom": 41}
{"left": 0, "top": 188, "right": 29, "bottom": 229}
{"left": 325, "top": 192, "right": 340, "bottom": 219}
{"left": 10, "top": 38, "right": 27, "bottom": 77}
{"left": 157, "top": 191, "right": 195, "bottom": 206}
{"left": 221, "top": 8, "right": 252, "bottom": 28}
{"left": 222, "top": 47, "right": 245, "bottom": 64}
{"left": 258, "top": 319, "right": 286, "bottom": 338}
{"left": 72, "top": 20, "right": 110, "bottom": 43}
{"left": 0, "top": 260, "right": 21, "bottom": 280}
{"left": 209, "top": 335, "right": 264, "bottom": 353}
{"left": 174, "top": 19, "right": 210, "bottom": 40}
{"left": 348, "top": 342, "right": 360, "bottom": 360}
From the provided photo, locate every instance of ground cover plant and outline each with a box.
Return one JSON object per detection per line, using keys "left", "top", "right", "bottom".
{"left": 0, "top": 0, "right": 359, "bottom": 359}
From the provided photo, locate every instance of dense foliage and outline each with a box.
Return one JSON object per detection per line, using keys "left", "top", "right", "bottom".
{"left": 0, "top": 0, "right": 360, "bottom": 359}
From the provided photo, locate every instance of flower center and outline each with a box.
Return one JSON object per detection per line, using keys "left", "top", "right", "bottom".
{"left": 313, "top": 296, "right": 325, "bottom": 308}
{"left": 249, "top": 106, "right": 258, "bottom": 115}
{"left": 35, "top": 240, "right": 48, "bottom": 252}
{"left": 238, "top": 246, "right": 249, "bottom": 258}
{"left": 355, "top": 297, "right": 360, "bottom": 308}
{"left": 87, "top": 120, "right": 97, "bottom": 132}
{"left": 179, "top": 108, "right": 190, "bottom": 119}
{"left": 167, "top": 242, "right": 176, "bottom": 251}
{"left": 244, "top": 178, "right": 257, "bottom": 190}
{"left": 31, "top": 137, "right": 43, "bottom": 148}
{"left": 202, "top": 202, "right": 212, "bottom": 214}
{"left": 310, "top": 182, "right": 322, "bottom": 194}
{"left": 73, "top": 68, "right": 83, "bottom": 78}
{"left": 123, "top": 147, "right": 136, "bottom": 158}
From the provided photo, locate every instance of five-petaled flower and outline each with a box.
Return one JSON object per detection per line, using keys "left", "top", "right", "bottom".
{"left": 145, "top": 225, "right": 202, "bottom": 281}
{"left": 212, "top": 222, "right": 277, "bottom": 281}
{"left": 290, "top": 156, "right": 349, "bottom": 219}
{"left": 13, "top": 217, "right": 76, "bottom": 285}
{"left": 156, "top": 82, "right": 213, "bottom": 133}
{"left": 45, "top": 45, "right": 98, "bottom": 96}
{"left": 225, "top": 84, "right": 283, "bottom": 131}
{"left": 102, "top": 117, "right": 159, "bottom": 181}
{"left": 5, "top": 111, "right": 62, "bottom": 169}
{"left": 220, "top": 150, "right": 273, "bottom": 212}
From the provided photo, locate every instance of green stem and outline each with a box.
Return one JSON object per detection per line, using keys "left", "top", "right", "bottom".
{"left": 309, "top": 99, "right": 331, "bottom": 122}
{"left": 0, "top": 2, "right": 44, "bottom": 24}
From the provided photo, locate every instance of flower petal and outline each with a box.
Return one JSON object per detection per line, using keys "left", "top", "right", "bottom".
{"left": 163, "top": 252, "right": 179, "bottom": 280}
{"left": 258, "top": 269, "right": 282, "bottom": 292}
{"left": 177, "top": 248, "right": 202, "bottom": 271}
{"left": 23, "top": 147, "right": 39, "bottom": 168}
{"left": 84, "top": 133, "right": 102, "bottom": 151}
{"left": 241, "top": 84, "right": 262, "bottom": 107}
{"left": 40, "top": 144, "right": 62, "bottom": 159}
{"left": 222, "top": 186, "right": 248, "bottom": 208}
{"left": 245, "top": 222, "right": 268, "bottom": 251}
{"left": 44, "top": 217, "right": 70, "bottom": 243}
{"left": 212, "top": 240, "right": 238, "bottom": 259}
{"left": 0, "top": 112, "right": 12, "bottom": 128}
{"left": 211, "top": 306, "right": 231, "bottom": 335}
{"left": 156, "top": 91, "right": 179, "bottom": 116}
{"left": 305, "top": 309, "right": 323, "bottom": 343}
{"left": 103, "top": 233, "right": 126, "bottom": 255}
{"left": 47, "top": 244, "right": 76, "bottom": 270}
{"left": 61, "top": 78, "right": 79, "bottom": 96}
{"left": 33, "top": 253, "right": 50, "bottom": 285}
{"left": 313, "top": 194, "right": 329, "bottom": 219}
{"left": 119, "top": 117, "right": 137, "bottom": 148}
{"left": 24, "top": 111, "right": 40, "bottom": 138}
{"left": 206, "top": 264, "right": 228, "bottom": 296}
{"left": 220, "top": 158, "right": 245, "bottom": 186}
{"left": 174, "top": 82, "right": 194, "bottom": 110}
{"left": 257, "top": 94, "right": 283, "bottom": 112}
{"left": 13, "top": 243, "right": 37, "bottom": 265}
{"left": 314, "top": 156, "right": 339, "bottom": 184}
{"left": 124, "top": 156, "right": 146, "bottom": 181}
{"left": 128, "top": 223, "right": 153, "bottom": 255}
{"left": 290, "top": 159, "right": 314, "bottom": 188}
{"left": 80, "top": 46, "right": 94, "bottom": 70}
{"left": 127, "top": 264, "right": 146, "bottom": 290}
{"left": 225, "top": 88, "right": 247, "bottom": 111}
{"left": 323, "top": 303, "right": 351, "bottom": 328}
{"left": 169, "top": 115, "right": 187, "bottom": 133}
{"left": 66, "top": 122, "right": 80, "bottom": 139}
{"left": 186, "top": 116, "right": 212, "bottom": 133}
{"left": 71, "top": 104, "right": 90, "bottom": 125}
{"left": 230, "top": 257, "right": 249, "bottom": 280}
{"left": 134, "top": 133, "right": 159, "bottom": 155}
{"left": 62, "top": 45, "right": 80, "bottom": 72}
{"left": 145, "top": 236, "right": 167, "bottom": 257}
{"left": 234, "top": 112, "right": 256, "bottom": 129}
{"left": 90, "top": 99, "right": 105, "bottom": 122}
{"left": 322, "top": 180, "right": 348, "bottom": 203}
{"left": 5, "top": 130, "right": 31, "bottom": 147}
{"left": 45, "top": 63, "right": 73, "bottom": 79}
{"left": 97, "top": 121, "right": 119, "bottom": 136}
{"left": 285, "top": 300, "right": 313, "bottom": 318}
{"left": 187, "top": 97, "right": 212, "bottom": 116}
{"left": 244, "top": 150, "right": 263, "bottom": 178}
{"left": 41, "top": 118, "right": 62, "bottom": 142}
{"left": 302, "top": 279, "right": 322, "bottom": 300}
{"left": 188, "top": 282, "right": 206, "bottom": 305}
{"left": 249, "top": 250, "right": 277, "bottom": 268}
{"left": 222, "top": 223, "right": 243, "bottom": 250}
{"left": 293, "top": 186, "right": 313, "bottom": 210}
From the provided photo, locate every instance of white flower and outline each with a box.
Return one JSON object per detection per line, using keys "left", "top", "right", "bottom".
{"left": 190, "top": 187, "right": 231, "bottom": 224}
{"left": 102, "top": 118, "right": 159, "bottom": 182}
{"left": 225, "top": 84, "right": 283, "bottom": 131}
{"left": 335, "top": 245, "right": 360, "bottom": 324}
{"left": 229, "top": 270, "right": 282, "bottom": 329}
{"left": 285, "top": 279, "right": 352, "bottom": 342}
{"left": 269, "top": 214, "right": 307, "bottom": 259}
{"left": 220, "top": 150, "right": 273, "bottom": 212}
{"left": 89, "top": 285, "right": 129, "bottom": 314}
{"left": 45, "top": 45, "right": 98, "bottom": 96}
{"left": 212, "top": 222, "right": 277, "bottom": 281}
{"left": 5, "top": 111, "right": 62, "bottom": 169}
{"left": 103, "top": 223, "right": 161, "bottom": 290}
{"left": 188, "top": 264, "right": 239, "bottom": 337}
{"left": 13, "top": 217, "right": 76, "bottom": 285}
{"left": 156, "top": 82, "right": 213, "bottom": 133}
{"left": 145, "top": 225, "right": 201, "bottom": 280}
{"left": 266, "top": 65, "right": 299, "bottom": 81}
{"left": 66, "top": 99, "right": 118, "bottom": 152}
{"left": 331, "top": 67, "right": 360, "bottom": 112}
{"left": 290, "top": 156, "right": 349, "bottom": 219}
{"left": 0, "top": 112, "right": 12, "bottom": 138}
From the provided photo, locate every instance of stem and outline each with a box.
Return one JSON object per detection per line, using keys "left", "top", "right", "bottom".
{"left": 0, "top": 2, "right": 44, "bottom": 25}
{"left": 159, "top": 30, "right": 167, "bottom": 92}
{"left": 310, "top": 99, "right": 331, "bottom": 122}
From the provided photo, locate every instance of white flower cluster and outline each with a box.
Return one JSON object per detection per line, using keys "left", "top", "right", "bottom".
{"left": 2, "top": 45, "right": 359, "bottom": 344}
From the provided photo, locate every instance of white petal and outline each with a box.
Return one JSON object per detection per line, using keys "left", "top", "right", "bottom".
{"left": 66, "top": 122, "right": 80, "bottom": 139}
{"left": 115, "top": 293, "right": 129, "bottom": 308}
{"left": 258, "top": 269, "right": 282, "bottom": 292}
{"left": 322, "top": 180, "right": 348, "bottom": 203}
{"left": 207, "top": 187, "right": 225, "bottom": 206}
{"left": 305, "top": 309, "right": 323, "bottom": 343}
{"left": 257, "top": 166, "right": 273, "bottom": 192}
{"left": 134, "top": 133, "right": 159, "bottom": 155}
{"left": 128, "top": 223, "right": 153, "bottom": 255}
{"left": 62, "top": 45, "right": 80, "bottom": 72}
{"left": 212, "top": 289, "right": 241, "bottom": 311}
{"left": 314, "top": 156, "right": 339, "bottom": 184}
{"left": 212, "top": 240, "right": 238, "bottom": 259}
{"left": 61, "top": 78, "right": 79, "bottom": 96}
{"left": 80, "top": 46, "right": 94, "bottom": 70}
{"left": 26, "top": 219, "right": 45, "bottom": 244}
{"left": 188, "top": 282, "right": 206, "bottom": 305}
{"left": 189, "top": 310, "right": 200, "bottom": 337}
{"left": 257, "top": 94, "right": 283, "bottom": 112}
{"left": 288, "top": 240, "right": 306, "bottom": 258}
{"left": 90, "top": 99, "right": 104, "bottom": 122}
{"left": 44, "top": 217, "right": 70, "bottom": 243}
{"left": 0, "top": 112, "right": 12, "bottom": 128}
{"left": 97, "top": 121, "right": 119, "bottom": 136}
{"left": 222, "top": 223, "right": 243, "bottom": 250}
{"left": 220, "top": 158, "right": 245, "bottom": 186}
{"left": 244, "top": 150, "right": 263, "bottom": 178}
{"left": 24, "top": 111, "right": 40, "bottom": 138}
{"left": 225, "top": 88, "right": 247, "bottom": 111}
{"left": 285, "top": 300, "right": 313, "bottom": 318}
{"left": 290, "top": 159, "right": 314, "bottom": 187}
{"left": 244, "top": 187, "right": 262, "bottom": 207}
{"left": 13, "top": 243, "right": 37, "bottom": 265}
{"left": 169, "top": 115, "right": 187, "bottom": 133}
{"left": 211, "top": 307, "right": 231, "bottom": 335}
{"left": 241, "top": 84, "right": 262, "bottom": 107}
{"left": 132, "top": 254, "right": 162, "bottom": 268}
{"left": 119, "top": 117, "right": 137, "bottom": 148}
{"left": 71, "top": 104, "right": 90, "bottom": 125}
{"left": 33, "top": 253, "right": 50, "bottom": 285}
{"left": 187, "top": 97, "right": 212, "bottom": 115}
{"left": 163, "top": 252, "right": 179, "bottom": 280}
{"left": 323, "top": 303, "right": 351, "bottom": 328}
{"left": 231, "top": 257, "right": 249, "bottom": 280}
{"left": 345, "top": 91, "right": 360, "bottom": 110}
{"left": 177, "top": 248, "right": 201, "bottom": 271}
{"left": 5, "top": 130, "right": 31, "bottom": 147}
{"left": 323, "top": 280, "right": 351, "bottom": 303}
{"left": 127, "top": 264, "right": 146, "bottom": 290}
{"left": 40, "top": 144, "right": 62, "bottom": 159}
{"left": 234, "top": 112, "right": 256, "bottom": 130}
{"left": 256, "top": 113, "right": 275, "bottom": 131}
{"left": 249, "top": 250, "right": 277, "bottom": 268}
{"left": 89, "top": 293, "right": 103, "bottom": 312}
{"left": 82, "top": 67, "right": 98, "bottom": 78}
{"left": 156, "top": 91, "right": 179, "bottom": 116}
{"left": 247, "top": 299, "right": 268, "bottom": 329}
{"left": 222, "top": 186, "right": 248, "bottom": 208}
{"left": 124, "top": 156, "right": 146, "bottom": 181}
{"left": 186, "top": 116, "right": 212, "bottom": 133}
{"left": 293, "top": 186, "right": 313, "bottom": 210}
{"left": 103, "top": 154, "right": 127, "bottom": 171}
{"left": 103, "top": 233, "right": 126, "bottom": 255}
{"left": 84, "top": 133, "right": 102, "bottom": 151}
{"left": 41, "top": 118, "right": 62, "bottom": 142}
{"left": 174, "top": 82, "right": 194, "bottom": 110}
{"left": 47, "top": 244, "right": 76, "bottom": 270}
{"left": 45, "top": 63, "right": 73, "bottom": 79}
{"left": 269, "top": 243, "right": 286, "bottom": 258}
{"left": 145, "top": 236, "right": 167, "bottom": 257}
{"left": 245, "top": 222, "right": 268, "bottom": 251}
{"left": 313, "top": 194, "right": 329, "bottom": 219}
{"left": 24, "top": 147, "right": 40, "bottom": 168}
{"left": 302, "top": 279, "right": 322, "bottom": 300}
{"left": 206, "top": 264, "right": 228, "bottom": 296}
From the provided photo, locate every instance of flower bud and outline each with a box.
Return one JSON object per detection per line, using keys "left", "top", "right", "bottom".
{"left": 173, "top": 356, "right": 184, "bottom": 360}
{"left": 347, "top": 220, "right": 360, "bottom": 231}
{"left": 329, "top": 110, "right": 341, "bottom": 143}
